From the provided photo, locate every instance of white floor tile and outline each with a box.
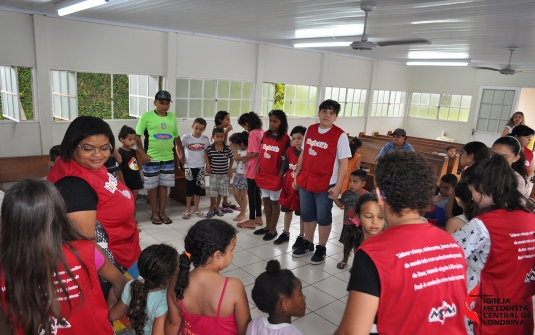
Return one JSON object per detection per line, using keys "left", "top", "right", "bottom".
{"left": 314, "top": 300, "right": 347, "bottom": 326}
{"left": 312, "top": 276, "right": 350, "bottom": 299}
{"left": 301, "top": 285, "right": 337, "bottom": 311}
{"left": 247, "top": 244, "right": 286, "bottom": 260}
{"left": 150, "top": 229, "right": 185, "bottom": 243}
{"left": 292, "top": 265, "right": 332, "bottom": 285}
{"left": 231, "top": 250, "right": 264, "bottom": 268}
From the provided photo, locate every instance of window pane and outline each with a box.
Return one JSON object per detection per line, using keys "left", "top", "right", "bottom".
{"left": 378, "top": 91, "right": 384, "bottom": 104}
{"left": 203, "top": 99, "right": 215, "bottom": 117}
{"left": 440, "top": 94, "right": 452, "bottom": 107}
{"left": 190, "top": 79, "right": 202, "bottom": 99}
{"left": 139, "top": 97, "right": 149, "bottom": 114}
{"left": 331, "top": 87, "right": 340, "bottom": 101}
{"left": 430, "top": 94, "right": 440, "bottom": 107}
{"left": 372, "top": 91, "right": 378, "bottom": 104}
{"left": 263, "top": 83, "right": 270, "bottom": 98}
{"left": 309, "top": 86, "right": 318, "bottom": 102}
{"left": 139, "top": 76, "right": 148, "bottom": 96}
{"left": 358, "top": 104, "right": 365, "bottom": 117}
{"left": 68, "top": 72, "right": 77, "bottom": 95}
{"left": 241, "top": 100, "right": 251, "bottom": 114}
{"left": 394, "top": 92, "right": 402, "bottom": 104}
{"left": 176, "top": 99, "right": 188, "bottom": 118}
{"left": 500, "top": 107, "right": 511, "bottom": 120}
{"left": 60, "top": 71, "right": 68, "bottom": 94}
{"left": 371, "top": 104, "right": 377, "bottom": 116}
{"left": 410, "top": 105, "right": 419, "bottom": 117}
{"left": 69, "top": 97, "right": 77, "bottom": 120}
{"left": 461, "top": 96, "right": 471, "bottom": 109}
{"left": 476, "top": 118, "right": 487, "bottom": 132}
{"left": 481, "top": 90, "right": 492, "bottom": 103}
{"left": 338, "top": 88, "right": 347, "bottom": 102}
{"left": 217, "top": 99, "right": 229, "bottom": 112}
{"left": 347, "top": 89, "right": 355, "bottom": 102}
{"left": 230, "top": 81, "right": 242, "bottom": 99}
{"left": 361, "top": 90, "right": 367, "bottom": 104}
{"left": 284, "top": 99, "right": 292, "bottom": 115}
{"left": 129, "top": 96, "right": 138, "bottom": 117}
{"left": 411, "top": 92, "right": 421, "bottom": 105}
{"left": 148, "top": 76, "right": 159, "bottom": 97}
{"left": 344, "top": 103, "right": 352, "bottom": 116}
{"left": 429, "top": 107, "right": 438, "bottom": 119}
{"left": 459, "top": 109, "right": 469, "bottom": 122}
{"left": 204, "top": 80, "right": 216, "bottom": 99}
{"left": 448, "top": 109, "right": 459, "bottom": 121}
{"left": 189, "top": 99, "right": 202, "bottom": 118}
{"left": 307, "top": 102, "right": 317, "bottom": 117}
{"left": 419, "top": 106, "right": 429, "bottom": 118}
{"left": 325, "top": 87, "right": 332, "bottom": 100}
{"left": 503, "top": 90, "right": 515, "bottom": 104}
{"left": 53, "top": 95, "right": 62, "bottom": 118}
{"left": 420, "top": 93, "right": 430, "bottom": 105}
{"left": 262, "top": 101, "right": 269, "bottom": 115}
{"left": 176, "top": 79, "right": 189, "bottom": 98}
{"left": 242, "top": 82, "right": 252, "bottom": 99}
{"left": 295, "top": 86, "right": 307, "bottom": 101}
{"left": 218, "top": 81, "right": 229, "bottom": 99}
{"left": 492, "top": 90, "right": 504, "bottom": 104}
{"left": 229, "top": 100, "right": 240, "bottom": 117}
{"left": 451, "top": 95, "right": 462, "bottom": 108}
{"left": 479, "top": 104, "right": 490, "bottom": 118}
{"left": 0, "top": 67, "right": 7, "bottom": 91}
{"left": 61, "top": 96, "right": 69, "bottom": 119}
{"left": 487, "top": 119, "right": 498, "bottom": 133}
{"left": 339, "top": 103, "right": 346, "bottom": 116}
{"left": 490, "top": 105, "right": 501, "bottom": 118}
{"left": 439, "top": 107, "right": 448, "bottom": 120}
{"left": 498, "top": 120, "right": 508, "bottom": 132}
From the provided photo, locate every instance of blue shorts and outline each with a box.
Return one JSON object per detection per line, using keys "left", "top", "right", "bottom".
{"left": 299, "top": 185, "right": 334, "bottom": 226}
{"left": 142, "top": 160, "right": 175, "bottom": 190}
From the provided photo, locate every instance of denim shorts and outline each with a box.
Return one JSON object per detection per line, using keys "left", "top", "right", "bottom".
{"left": 299, "top": 185, "right": 334, "bottom": 226}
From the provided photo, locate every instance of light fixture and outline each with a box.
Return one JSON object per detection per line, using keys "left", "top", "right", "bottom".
{"left": 293, "top": 41, "right": 351, "bottom": 48}
{"left": 411, "top": 19, "right": 461, "bottom": 24}
{"left": 295, "top": 24, "right": 363, "bottom": 39}
{"left": 58, "top": 0, "right": 109, "bottom": 16}
{"left": 413, "top": 0, "right": 475, "bottom": 8}
{"left": 406, "top": 61, "right": 470, "bottom": 66}
{"left": 408, "top": 51, "right": 469, "bottom": 59}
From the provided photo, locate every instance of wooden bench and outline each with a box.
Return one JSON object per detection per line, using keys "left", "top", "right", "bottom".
{"left": 0, "top": 155, "right": 50, "bottom": 191}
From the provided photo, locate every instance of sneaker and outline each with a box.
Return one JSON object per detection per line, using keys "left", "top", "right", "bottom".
{"left": 292, "top": 236, "right": 304, "bottom": 250}
{"left": 263, "top": 231, "right": 278, "bottom": 241}
{"left": 292, "top": 240, "right": 314, "bottom": 258}
{"left": 310, "top": 245, "right": 327, "bottom": 265}
{"left": 253, "top": 228, "right": 269, "bottom": 235}
{"left": 273, "top": 232, "right": 290, "bottom": 245}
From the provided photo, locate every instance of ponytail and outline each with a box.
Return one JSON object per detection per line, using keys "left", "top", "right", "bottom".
{"left": 238, "top": 112, "right": 262, "bottom": 130}
{"left": 127, "top": 279, "right": 149, "bottom": 335}
{"left": 175, "top": 252, "right": 192, "bottom": 300}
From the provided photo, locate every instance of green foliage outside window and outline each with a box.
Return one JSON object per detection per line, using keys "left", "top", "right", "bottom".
{"left": 0, "top": 67, "right": 34, "bottom": 121}
{"left": 77, "top": 73, "right": 133, "bottom": 120}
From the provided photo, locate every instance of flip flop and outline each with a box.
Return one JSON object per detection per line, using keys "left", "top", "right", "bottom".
{"left": 182, "top": 212, "right": 191, "bottom": 219}
{"left": 336, "top": 261, "right": 347, "bottom": 270}
{"left": 223, "top": 203, "right": 237, "bottom": 209}
{"left": 216, "top": 210, "right": 224, "bottom": 217}
{"left": 160, "top": 216, "right": 173, "bottom": 224}
{"left": 236, "top": 221, "right": 255, "bottom": 229}
{"left": 194, "top": 211, "right": 204, "bottom": 218}
{"left": 219, "top": 207, "right": 233, "bottom": 214}
{"left": 151, "top": 217, "right": 162, "bottom": 225}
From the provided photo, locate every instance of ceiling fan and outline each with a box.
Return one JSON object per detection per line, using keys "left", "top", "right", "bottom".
{"left": 349, "top": 3, "right": 430, "bottom": 51}
{"left": 476, "top": 47, "right": 535, "bottom": 75}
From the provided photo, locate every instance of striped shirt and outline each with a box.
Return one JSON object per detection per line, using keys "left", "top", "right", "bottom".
{"left": 207, "top": 143, "right": 234, "bottom": 174}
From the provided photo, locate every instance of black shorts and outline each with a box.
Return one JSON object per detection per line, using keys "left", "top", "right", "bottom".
{"left": 185, "top": 168, "right": 206, "bottom": 196}
{"left": 281, "top": 206, "right": 300, "bottom": 216}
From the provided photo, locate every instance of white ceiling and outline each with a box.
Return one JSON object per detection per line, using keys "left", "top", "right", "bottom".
{"left": 2, "top": 0, "right": 535, "bottom": 69}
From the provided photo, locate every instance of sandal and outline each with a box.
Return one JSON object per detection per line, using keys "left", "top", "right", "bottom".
{"left": 219, "top": 207, "right": 233, "bottom": 214}
{"left": 182, "top": 212, "right": 191, "bottom": 219}
{"left": 234, "top": 206, "right": 242, "bottom": 211}
{"left": 216, "top": 210, "right": 224, "bottom": 217}
{"left": 236, "top": 221, "right": 255, "bottom": 229}
{"left": 205, "top": 211, "right": 215, "bottom": 218}
{"left": 160, "top": 216, "right": 173, "bottom": 224}
{"left": 151, "top": 217, "right": 162, "bottom": 225}
{"left": 336, "top": 261, "right": 347, "bottom": 270}
{"left": 222, "top": 203, "right": 237, "bottom": 209}
{"left": 194, "top": 211, "right": 204, "bottom": 218}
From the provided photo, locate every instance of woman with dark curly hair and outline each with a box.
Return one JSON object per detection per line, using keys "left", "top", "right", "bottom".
{"left": 335, "top": 151, "right": 467, "bottom": 335}
{"left": 109, "top": 244, "right": 178, "bottom": 335}
{"left": 165, "top": 219, "right": 251, "bottom": 335}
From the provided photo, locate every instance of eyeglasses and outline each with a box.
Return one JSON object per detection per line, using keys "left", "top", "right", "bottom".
{"left": 77, "top": 144, "right": 112, "bottom": 154}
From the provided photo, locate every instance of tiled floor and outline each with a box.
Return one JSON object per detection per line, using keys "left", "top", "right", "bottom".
{"left": 136, "top": 195, "right": 352, "bottom": 333}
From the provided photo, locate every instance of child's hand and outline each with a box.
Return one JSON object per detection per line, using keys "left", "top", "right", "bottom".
{"left": 225, "top": 124, "right": 233, "bottom": 133}
{"left": 292, "top": 179, "right": 298, "bottom": 190}
{"left": 227, "top": 171, "right": 233, "bottom": 179}
{"left": 140, "top": 152, "right": 152, "bottom": 165}
{"left": 328, "top": 185, "right": 341, "bottom": 200}
{"left": 206, "top": 166, "right": 211, "bottom": 174}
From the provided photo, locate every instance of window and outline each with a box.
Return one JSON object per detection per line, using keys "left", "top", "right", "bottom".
{"left": 410, "top": 92, "right": 471, "bottom": 122}
{"left": 262, "top": 82, "right": 318, "bottom": 117}
{"left": 129, "top": 75, "right": 159, "bottom": 118}
{"left": 176, "top": 78, "right": 253, "bottom": 119}
{"left": 371, "top": 90, "right": 406, "bottom": 117}
{"left": 51, "top": 71, "right": 162, "bottom": 121}
{"left": 476, "top": 89, "right": 516, "bottom": 133}
{"left": 0, "top": 66, "right": 34, "bottom": 122}
{"left": 325, "top": 86, "right": 367, "bottom": 117}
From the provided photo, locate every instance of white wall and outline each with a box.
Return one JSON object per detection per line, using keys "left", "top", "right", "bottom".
{"left": 518, "top": 88, "right": 535, "bottom": 128}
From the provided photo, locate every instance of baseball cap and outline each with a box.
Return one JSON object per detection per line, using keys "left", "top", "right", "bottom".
{"left": 155, "top": 90, "right": 172, "bottom": 102}
{"left": 392, "top": 128, "right": 406, "bottom": 137}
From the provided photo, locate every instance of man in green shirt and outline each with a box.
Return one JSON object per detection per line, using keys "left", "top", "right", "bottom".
{"left": 135, "top": 90, "right": 185, "bottom": 225}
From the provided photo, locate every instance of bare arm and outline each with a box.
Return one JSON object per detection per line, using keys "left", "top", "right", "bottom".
{"left": 135, "top": 135, "right": 152, "bottom": 165}
{"left": 500, "top": 127, "right": 510, "bottom": 137}
{"left": 108, "top": 299, "right": 129, "bottom": 321}
{"left": 238, "top": 152, "right": 259, "bottom": 161}
{"left": 334, "top": 291, "right": 379, "bottom": 335}
{"left": 68, "top": 211, "right": 96, "bottom": 239}
{"left": 292, "top": 150, "right": 304, "bottom": 189}
{"left": 445, "top": 217, "right": 466, "bottom": 235}
{"left": 228, "top": 158, "right": 234, "bottom": 179}
{"left": 175, "top": 138, "right": 186, "bottom": 165}
{"left": 329, "top": 158, "right": 348, "bottom": 200}
{"left": 230, "top": 279, "right": 252, "bottom": 335}
{"left": 355, "top": 156, "right": 362, "bottom": 170}
{"left": 95, "top": 244, "right": 129, "bottom": 308}
{"left": 205, "top": 150, "right": 211, "bottom": 174}
{"left": 165, "top": 276, "right": 182, "bottom": 335}
{"left": 333, "top": 198, "right": 344, "bottom": 208}
{"left": 528, "top": 158, "right": 535, "bottom": 179}
{"left": 152, "top": 313, "right": 167, "bottom": 335}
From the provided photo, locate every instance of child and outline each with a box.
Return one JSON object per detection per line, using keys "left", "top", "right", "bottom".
{"left": 205, "top": 127, "right": 234, "bottom": 218}
{"left": 165, "top": 219, "right": 251, "bottom": 335}
{"left": 445, "top": 181, "right": 472, "bottom": 234}
{"left": 511, "top": 125, "right": 535, "bottom": 180}
{"left": 49, "top": 144, "right": 61, "bottom": 170}
{"left": 0, "top": 179, "right": 128, "bottom": 335}
{"left": 181, "top": 118, "right": 211, "bottom": 218}
{"left": 109, "top": 244, "right": 178, "bottom": 335}
{"left": 435, "top": 173, "right": 457, "bottom": 211}
{"left": 339, "top": 193, "right": 385, "bottom": 273}
{"left": 254, "top": 110, "right": 290, "bottom": 241}
{"left": 118, "top": 125, "right": 144, "bottom": 223}
{"left": 238, "top": 112, "right": 265, "bottom": 229}
{"left": 229, "top": 131, "right": 249, "bottom": 223}
{"left": 215, "top": 110, "right": 236, "bottom": 209}
{"left": 340, "top": 137, "right": 363, "bottom": 195}
{"left": 492, "top": 135, "right": 530, "bottom": 197}
{"left": 334, "top": 169, "right": 369, "bottom": 269}
{"left": 432, "top": 146, "right": 456, "bottom": 158}
{"left": 335, "top": 151, "right": 467, "bottom": 335}
{"left": 274, "top": 126, "right": 307, "bottom": 248}
{"left": 293, "top": 99, "right": 351, "bottom": 265}
{"left": 424, "top": 186, "right": 446, "bottom": 227}
{"left": 247, "top": 260, "right": 306, "bottom": 335}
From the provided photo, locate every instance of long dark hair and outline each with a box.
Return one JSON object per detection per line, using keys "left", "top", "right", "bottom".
{"left": 174, "top": 219, "right": 237, "bottom": 300}
{"left": 454, "top": 181, "right": 477, "bottom": 221}
{"left": 229, "top": 131, "right": 249, "bottom": 147}
{"left": 215, "top": 111, "right": 229, "bottom": 126}
{"left": 462, "top": 141, "right": 490, "bottom": 165}
{"left": 1, "top": 179, "right": 89, "bottom": 334}
{"left": 463, "top": 155, "right": 527, "bottom": 214}
{"left": 492, "top": 136, "right": 527, "bottom": 182}
{"left": 342, "top": 193, "right": 378, "bottom": 256}
{"left": 238, "top": 112, "right": 262, "bottom": 131}
{"left": 349, "top": 137, "right": 362, "bottom": 157}
{"left": 127, "top": 244, "right": 178, "bottom": 335}
{"left": 266, "top": 110, "right": 288, "bottom": 140}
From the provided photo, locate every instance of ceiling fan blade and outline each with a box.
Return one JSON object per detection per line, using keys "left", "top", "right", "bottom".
{"left": 376, "top": 38, "right": 430, "bottom": 47}
{"left": 518, "top": 70, "right": 535, "bottom": 73}
{"left": 475, "top": 67, "right": 501, "bottom": 72}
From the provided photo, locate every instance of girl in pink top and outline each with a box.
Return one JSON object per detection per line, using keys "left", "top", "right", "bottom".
{"left": 165, "top": 219, "right": 251, "bottom": 335}
{"left": 237, "top": 112, "right": 265, "bottom": 229}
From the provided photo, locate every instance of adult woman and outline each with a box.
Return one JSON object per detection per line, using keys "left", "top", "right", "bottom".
{"left": 453, "top": 155, "right": 535, "bottom": 335}
{"left": 500, "top": 111, "right": 525, "bottom": 136}
{"left": 48, "top": 116, "right": 140, "bottom": 293}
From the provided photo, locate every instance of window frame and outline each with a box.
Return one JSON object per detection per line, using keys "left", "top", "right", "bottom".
{"left": 0, "top": 66, "right": 22, "bottom": 122}
{"left": 129, "top": 74, "right": 160, "bottom": 118}
{"left": 262, "top": 82, "right": 319, "bottom": 117}
{"left": 324, "top": 86, "right": 367, "bottom": 117}
{"left": 51, "top": 69, "right": 78, "bottom": 121}
{"left": 370, "top": 90, "right": 407, "bottom": 117}
{"left": 409, "top": 92, "right": 471, "bottom": 123}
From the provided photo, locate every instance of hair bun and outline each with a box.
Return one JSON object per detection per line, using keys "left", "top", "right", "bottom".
{"left": 265, "top": 260, "right": 281, "bottom": 272}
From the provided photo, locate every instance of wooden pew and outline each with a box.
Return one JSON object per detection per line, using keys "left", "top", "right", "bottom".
{"left": 0, "top": 155, "right": 50, "bottom": 191}
{"left": 383, "top": 131, "right": 465, "bottom": 149}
